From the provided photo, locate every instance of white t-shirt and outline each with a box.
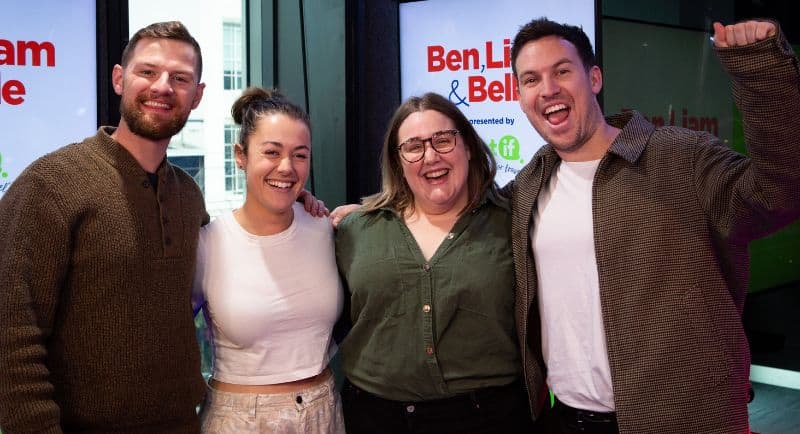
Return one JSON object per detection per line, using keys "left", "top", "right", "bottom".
{"left": 193, "top": 202, "right": 343, "bottom": 385}
{"left": 531, "top": 159, "right": 615, "bottom": 412}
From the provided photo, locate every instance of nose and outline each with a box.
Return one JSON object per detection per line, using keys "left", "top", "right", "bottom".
{"left": 149, "top": 71, "right": 174, "bottom": 95}
{"left": 421, "top": 140, "right": 442, "bottom": 164}
{"left": 277, "top": 156, "right": 294, "bottom": 174}
{"left": 540, "top": 74, "right": 560, "bottom": 98}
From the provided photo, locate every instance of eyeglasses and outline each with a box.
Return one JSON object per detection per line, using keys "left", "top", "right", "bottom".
{"left": 397, "top": 129, "right": 460, "bottom": 163}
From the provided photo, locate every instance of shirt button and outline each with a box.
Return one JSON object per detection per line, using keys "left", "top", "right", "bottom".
{"left": 406, "top": 405, "right": 415, "bottom": 413}
{"left": 422, "top": 304, "right": 431, "bottom": 313}
{"left": 164, "top": 237, "right": 172, "bottom": 246}
{"left": 422, "top": 264, "right": 431, "bottom": 272}
{"left": 447, "top": 232, "right": 454, "bottom": 240}
{"left": 425, "top": 346, "right": 434, "bottom": 355}
{"left": 142, "top": 180, "right": 150, "bottom": 188}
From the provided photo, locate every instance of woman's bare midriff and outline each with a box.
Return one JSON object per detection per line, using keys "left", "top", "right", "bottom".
{"left": 209, "top": 367, "right": 332, "bottom": 394}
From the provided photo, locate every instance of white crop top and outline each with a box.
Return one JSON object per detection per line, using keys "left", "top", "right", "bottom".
{"left": 192, "top": 203, "right": 344, "bottom": 385}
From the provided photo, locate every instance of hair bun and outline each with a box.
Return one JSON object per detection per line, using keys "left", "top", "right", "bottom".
{"left": 231, "top": 87, "right": 285, "bottom": 124}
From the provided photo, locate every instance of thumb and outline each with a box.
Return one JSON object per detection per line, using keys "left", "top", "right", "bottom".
{"left": 712, "top": 22, "right": 728, "bottom": 47}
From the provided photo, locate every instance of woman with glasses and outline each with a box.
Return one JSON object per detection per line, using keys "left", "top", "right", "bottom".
{"left": 335, "top": 92, "right": 533, "bottom": 433}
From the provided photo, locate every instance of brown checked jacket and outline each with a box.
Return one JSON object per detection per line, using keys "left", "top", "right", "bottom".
{"left": 510, "top": 28, "right": 800, "bottom": 433}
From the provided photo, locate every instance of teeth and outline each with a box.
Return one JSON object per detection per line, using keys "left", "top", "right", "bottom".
{"left": 544, "top": 104, "right": 567, "bottom": 115}
{"left": 267, "top": 180, "right": 294, "bottom": 189}
{"left": 425, "top": 169, "right": 448, "bottom": 179}
{"left": 144, "top": 101, "right": 171, "bottom": 109}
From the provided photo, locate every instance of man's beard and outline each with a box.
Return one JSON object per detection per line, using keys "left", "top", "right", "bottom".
{"left": 120, "top": 95, "right": 190, "bottom": 141}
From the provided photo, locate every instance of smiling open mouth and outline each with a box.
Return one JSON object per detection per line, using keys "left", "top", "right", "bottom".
{"left": 424, "top": 169, "right": 449, "bottom": 180}
{"left": 544, "top": 103, "right": 569, "bottom": 125}
{"left": 143, "top": 100, "right": 172, "bottom": 110}
{"left": 266, "top": 180, "right": 295, "bottom": 189}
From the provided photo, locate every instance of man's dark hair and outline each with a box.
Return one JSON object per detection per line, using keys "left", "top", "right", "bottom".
{"left": 120, "top": 21, "right": 203, "bottom": 82}
{"left": 511, "top": 17, "right": 596, "bottom": 77}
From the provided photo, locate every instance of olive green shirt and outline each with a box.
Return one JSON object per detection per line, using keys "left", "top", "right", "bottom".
{"left": 335, "top": 190, "right": 521, "bottom": 401}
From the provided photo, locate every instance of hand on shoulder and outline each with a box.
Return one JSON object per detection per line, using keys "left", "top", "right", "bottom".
{"left": 297, "top": 189, "right": 329, "bottom": 217}
{"left": 331, "top": 203, "right": 362, "bottom": 228}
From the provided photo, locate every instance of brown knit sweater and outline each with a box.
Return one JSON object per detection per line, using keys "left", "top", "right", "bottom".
{"left": 0, "top": 128, "right": 209, "bottom": 433}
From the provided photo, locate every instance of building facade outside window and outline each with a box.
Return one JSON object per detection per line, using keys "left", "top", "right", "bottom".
{"left": 129, "top": 0, "right": 246, "bottom": 218}
{"left": 223, "top": 22, "right": 243, "bottom": 90}
{"left": 224, "top": 123, "right": 245, "bottom": 194}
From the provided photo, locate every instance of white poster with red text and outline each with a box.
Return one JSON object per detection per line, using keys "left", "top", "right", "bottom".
{"left": 0, "top": 0, "right": 97, "bottom": 197}
{"left": 400, "top": 0, "right": 595, "bottom": 186}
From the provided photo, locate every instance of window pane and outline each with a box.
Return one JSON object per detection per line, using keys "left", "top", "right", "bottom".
{"left": 223, "top": 123, "right": 244, "bottom": 195}
{"left": 223, "top": 22, "right": 243, "bottom": 90}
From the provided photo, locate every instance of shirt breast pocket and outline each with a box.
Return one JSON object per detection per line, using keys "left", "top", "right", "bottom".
{"left": 347, "top": 244, "right": 408, "bottom": 320}
{"left": 449, "top": 243, "right": 515, "bottom": 319}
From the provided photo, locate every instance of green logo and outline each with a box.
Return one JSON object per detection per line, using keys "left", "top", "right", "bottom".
{"left": 488, "top": 135, "right": 524, "bottom": 163}
{"left": 0, "top": 152, "right": 8, "bottom": 178}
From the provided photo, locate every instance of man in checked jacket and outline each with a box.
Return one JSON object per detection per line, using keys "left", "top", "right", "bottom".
{"left": 508, "top": 17, "right": 800, "bottom": 433}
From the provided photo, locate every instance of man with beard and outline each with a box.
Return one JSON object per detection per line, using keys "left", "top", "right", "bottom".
{"left": 0, "top": 22, "right": 208, "bottom": 433}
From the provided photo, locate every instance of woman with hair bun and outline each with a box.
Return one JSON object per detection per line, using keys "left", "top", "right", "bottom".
{"left": 192, "top": 87, "right": 345, "bottom": 433}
